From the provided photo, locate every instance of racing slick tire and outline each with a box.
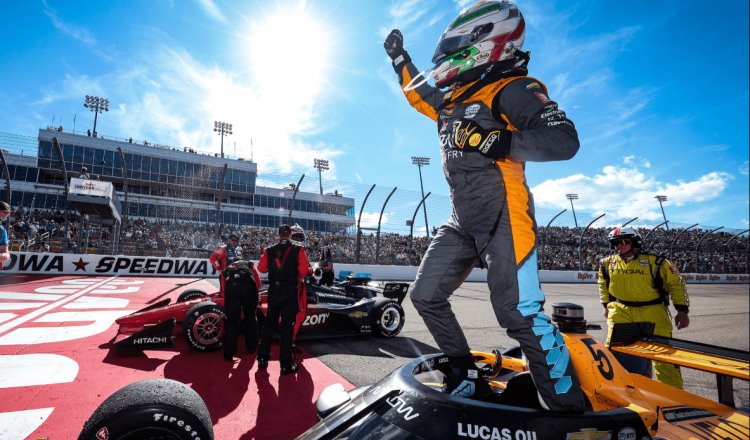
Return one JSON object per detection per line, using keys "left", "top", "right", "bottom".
{"left": 177, "top": 289, "right": 208, "bottom": 302}
{"left": 78, "top": 378, "right": 213, "bottom": 440}
{"left": 370, "top": 300, "right": 404, "bottom": 338}
{"left": 183, "top": 301, "right": 227, "bottom": 352}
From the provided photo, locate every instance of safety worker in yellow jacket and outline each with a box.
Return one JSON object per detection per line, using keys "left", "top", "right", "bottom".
{"left": 598, "top": 226, "right": 690, "bottom": 389}
{"left": 384, "top": 0, "right": 585, "bottom": 412}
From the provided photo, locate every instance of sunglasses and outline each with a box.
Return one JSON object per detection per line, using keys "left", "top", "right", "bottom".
{"left": 613, "top": 239, "right": 632, "bottom": 246}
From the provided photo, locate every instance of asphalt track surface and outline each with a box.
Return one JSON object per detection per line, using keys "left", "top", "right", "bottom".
{"left": 296, "top": 281, "right": 750, "bottom": 409}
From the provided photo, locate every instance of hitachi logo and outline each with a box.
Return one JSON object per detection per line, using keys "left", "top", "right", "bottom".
{"left": 134, "top": 336, "right": 169, "bottom": 344}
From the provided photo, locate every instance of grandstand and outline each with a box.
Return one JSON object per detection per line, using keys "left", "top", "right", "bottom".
{"left": 0, "top": 128, "right": 747, "bottom": 273}
{"left": 1, "top": 128, "right": 354, "bottom": 240}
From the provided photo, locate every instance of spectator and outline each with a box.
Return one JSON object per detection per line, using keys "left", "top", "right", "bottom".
{"left": 0, "top": 202, "right": 11, "bottom": 268}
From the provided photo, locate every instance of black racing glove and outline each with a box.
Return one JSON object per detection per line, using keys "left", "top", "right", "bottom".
{"left": 384, "top": 29, "right": 411, "bottom": 70}
{"left": 452, "top": 118, "right": 512, "bottom": 160}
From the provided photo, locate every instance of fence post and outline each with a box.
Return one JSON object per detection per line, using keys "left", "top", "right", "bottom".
{"left": 578, "top": 213, "right": 606, "bottom": 270}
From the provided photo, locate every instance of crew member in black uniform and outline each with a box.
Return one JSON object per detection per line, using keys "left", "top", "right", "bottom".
{"left": 257, "top": 224, "right": 310, "bottom": 374}
{"left": 222, "top": 246, "right": 261, "bottom": 361}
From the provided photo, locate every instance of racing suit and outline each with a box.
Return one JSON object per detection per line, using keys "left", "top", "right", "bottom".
{"left": 222, "top": 261, "right": 261, "bottom": 359}
{"left": 598, "top": 252, "right": 689, "bottom": 388}
{"left": 257, "top": 239, "right": 310, "bottom": 367}
{"left": 209, "top": 244, "right": 239, "bottom": 294}
{"left": 392, "top": 59, "right": 586, "bottom": 411}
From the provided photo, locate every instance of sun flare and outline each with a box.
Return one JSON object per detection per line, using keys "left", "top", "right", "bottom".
{"left": 247, "top": 6, "right": 331, "bottom": 100}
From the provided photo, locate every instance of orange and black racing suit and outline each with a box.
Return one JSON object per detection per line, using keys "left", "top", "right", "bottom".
{"left": 598, "top": 252, "right": 689, "bottom": 388}
{"left": 392, "top": 58, "right": 585, "bottom": 411}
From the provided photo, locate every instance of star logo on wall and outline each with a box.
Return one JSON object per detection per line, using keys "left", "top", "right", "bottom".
{"left": 73, "top": 258, "right": 89, "bottom": 271}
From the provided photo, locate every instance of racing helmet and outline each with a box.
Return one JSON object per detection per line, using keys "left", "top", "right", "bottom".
{"left": 431, "top": 0, "right": 526, "bottom": 88}
{"left": 608, "top": 227, "right": 642, "bottom": 249}
{"left": 290, "top": 223, "right": 305, "bottom": 245}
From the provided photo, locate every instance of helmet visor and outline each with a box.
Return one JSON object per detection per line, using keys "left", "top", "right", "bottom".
{"left": 431, "top": 23, "right": 494, "bottom": 64}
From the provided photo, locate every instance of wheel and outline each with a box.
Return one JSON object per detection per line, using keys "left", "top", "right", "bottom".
{"left": 177, "top": 289, "right": 207, "bottom": 302}
{"left": 182, "top": 301, "right": 226, "bottom": 351}
{"left": 370, "top": 300, "right": 404, "bottom": 338}
{"left": 78, "top": 378, "right": 213, "bottom": 440}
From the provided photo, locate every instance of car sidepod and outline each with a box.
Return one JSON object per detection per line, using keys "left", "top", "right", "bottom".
{"left": 297, "top": 354, "right": 652, "bottom": 440}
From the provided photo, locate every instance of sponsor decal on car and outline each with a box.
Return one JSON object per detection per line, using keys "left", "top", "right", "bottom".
{"left": 349, "top": 311, "right": 368, "bottom": 318}
{"left": 457, "top": 423, "right": 537, "bottom": 440}
{"left": 303, "top": 312, "right": 330, "bottom": 326}
{"left": 661, "top": 406, "right": 715, "bottom": 422}
{"left": 133, "top": 336, "right": 170, "bottom": 345}
{"left": 616, "top": 427, "right": 636, "bottom": 440}
{"left": 385, "top": 395, "right": 419, "bottom": 421}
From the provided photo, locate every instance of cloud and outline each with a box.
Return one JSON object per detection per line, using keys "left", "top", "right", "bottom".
{"left": 740, "top": 161, "right": 749, "bottom": 176}
{"left": 531, "top": 157, "right": 734, "bottom": 222}
{"left": 42, "top": 0, "right": 113, "bottom": 62}
{"left": 196, "top": 0, "right": 227, "bottom": 23}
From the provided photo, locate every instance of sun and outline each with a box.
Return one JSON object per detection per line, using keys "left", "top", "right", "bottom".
{"left": 247, "top": 5, "right": 331, "bottom": 101}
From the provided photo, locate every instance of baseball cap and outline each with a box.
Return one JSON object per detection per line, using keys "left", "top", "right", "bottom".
{"left": 0, "top": 201, "right": 9, "bottom": 213}
{"left": 278, "top": 224, "right": 292, "bottom": 235}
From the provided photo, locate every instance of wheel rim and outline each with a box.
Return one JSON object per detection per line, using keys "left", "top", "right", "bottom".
{"left": 380, "top": 307, "right": 401, "bottom": 332}
{"left": 192, "top": 312, "right": 225, "bottom": 345}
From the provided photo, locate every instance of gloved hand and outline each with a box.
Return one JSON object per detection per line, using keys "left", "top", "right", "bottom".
{"left": 675, "top": 311, "right": 689, "bottom": 329}
{"left": 384, "top": 29, "right": 410, "bottom": 69}
{"left": 452, "top": 118, "right": 512, "bottom": 160}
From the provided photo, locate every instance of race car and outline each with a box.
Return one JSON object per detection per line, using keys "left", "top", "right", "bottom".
{"left": 298, "top": 302, "right": 750, "bottom": 439}
{"left": 112, "top": 268, "right": 409, "bottom": 351}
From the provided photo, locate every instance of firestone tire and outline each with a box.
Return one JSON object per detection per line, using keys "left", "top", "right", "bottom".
{"left": 78, "top": 378, "right": 213, "bottom": 440}
{"left": 183, "top": 301, "right": 226, "bottom": 352}
{"left": 371, "top": 300, "right": 404, "bottom": 338}
{"left": 177, "top": 289, "right": 208, "bottom": 303}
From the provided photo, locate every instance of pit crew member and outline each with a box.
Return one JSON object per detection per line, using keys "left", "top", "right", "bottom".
{"left": 599, "top": 226, "right": 690, "bottom": 389}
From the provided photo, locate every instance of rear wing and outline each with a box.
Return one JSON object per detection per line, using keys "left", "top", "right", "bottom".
{"left": 610, "top": 322, "right": 749, "bottom": 406}
{"left": 382, "top": 282, "right": 409, "bottom": 304}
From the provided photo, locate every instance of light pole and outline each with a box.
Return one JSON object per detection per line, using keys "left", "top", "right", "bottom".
{"left": 213, "top": 121, "right": 232, "bottom": 158}
{"left": 314, "top": 159, "right": 329, "bottom": 195}
{"left": 566, "top": 193, "right": 579, "bottom": 229}
{"left": 655, "top": 195, "right": 669, "bottom": 230}
{"left": 84, "top": 95, "right": 109, "bottom": 136}
{"left": 412, "top": 156, "right": 430, "bottom": 236}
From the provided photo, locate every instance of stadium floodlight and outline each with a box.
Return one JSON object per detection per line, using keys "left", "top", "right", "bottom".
{"left": 213, "top": 121, "right": 233, "bottom": 158}
{"left": 411, "top": 156, "right": 430, "bottom": 236}
{"left": 84, "top": 95, "right": 109, "bottom": 136}
{"left": 655, "top": 195, "right": 669, "bottom": 230}
{"left": 566, "top": 193, "right": 579, "bottom": 229}
{"left": 314, "top": 159, "right": 329, "bottom": 195}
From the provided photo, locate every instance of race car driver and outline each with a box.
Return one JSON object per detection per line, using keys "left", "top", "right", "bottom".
{"left": 222, "top": 246, "right": 261, "bottom": 361}
{"left": 598, "top": 226, "right": 690, "bottom": 389}
{"left": 384, "top": 0, "right": 585, "bottom": 411}
{"left": 209, "top": 234, "right": 240, "bottom": 294}
{"left": 257, "top": 224, "right": 310, "bottom": 374}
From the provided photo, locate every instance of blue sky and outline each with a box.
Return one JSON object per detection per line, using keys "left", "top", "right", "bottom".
{"left": 1, "top": 0, "right": 748, "bottom": 232}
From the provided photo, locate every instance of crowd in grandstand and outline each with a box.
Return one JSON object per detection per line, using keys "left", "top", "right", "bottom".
{"left": 3, "top": 206, "right": 748, "bottom": 274}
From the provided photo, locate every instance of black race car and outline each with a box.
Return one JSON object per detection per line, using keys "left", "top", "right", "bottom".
{"left": 114, "top": 272, "right": 410, "bottom": 351}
